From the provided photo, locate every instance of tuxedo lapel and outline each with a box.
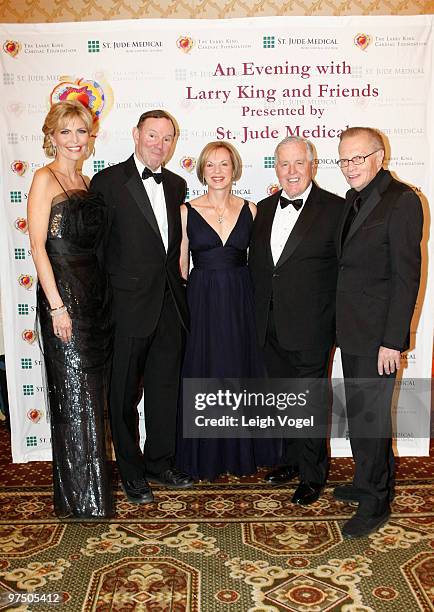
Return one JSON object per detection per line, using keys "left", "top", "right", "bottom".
{"left": 123, "top": 156, "right": 165, "bottom": 251}
{"left": 343, "top": 191, "right": 380, "bottom": 246}
{"left": 343, "top": 170, "right": 393, "bottom": 248}
{"left": 337, "top": 198, "right": 353, "bottom": 258}
{"left": 275, "top": 182, "right": 322, "bottom": 268}
{"left": 162, "top": 169, "right": 177, "bottom": 251}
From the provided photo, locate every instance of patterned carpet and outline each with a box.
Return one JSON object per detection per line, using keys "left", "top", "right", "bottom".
{"left": 0, "top": 424, "right": 433, "bottom": 611}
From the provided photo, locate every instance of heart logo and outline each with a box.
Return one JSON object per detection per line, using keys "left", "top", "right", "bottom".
{"left": 11, "top": 160, "right": 28, "bottom": 176}
{"left": 50, "top": 78, "right": 107, "bottom": 122}
{"left": 354, "top": 33, "right": 371, "bottom": 51}
{"left": 22, "top": 330, "right": 37, "bottom": 344}
{"left": 3, "top": 40, "right": 21, "bottom": 57}
{"left": 27, "top": 409, "right": 43, "bottom": 423}
{"left": 176, "top": 36, "right": 194, "bottom": 53}
{"left": 267, "top": 184, "right": 280, "bottom": 196}
{"left": 180, "top": 156, "right": 196, "bottom": 173}
{"left": 7, "top": 102, "right": 26, "bottom": 116}
{"left": 18, "top": 274, "right": 34, "bottom": 290}
{"left": 14, "top": 218, "right": 28, "bottom": 233}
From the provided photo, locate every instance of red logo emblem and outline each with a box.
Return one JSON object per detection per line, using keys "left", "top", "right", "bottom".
{"left": 22, "top": 330, "right": 37, "bottom": 344}
{"left": 267, "top": 184, "right": 280, "bottom": 195}
{"left": 177, "top": 36, "right": 194, "bottom": 53}
{"left": 3, "top": 40, "right": 21, "bottom": 57}
{"left": 180, "top": 156, "right": 196, "bottom": 173}
{"left": 11, "top": 161, "right": 28, "bottom": 176}
{"left": 18, "top": 274, "right": 34, "bottom": 290}
{"left": 14, "top": 218, "right": 28, "bottom": 233}
{"left": 27, "top": 409, "right": 43, "bottom": 423}
{"left": 354, "top": 33, "right": 371, "bottom": 51}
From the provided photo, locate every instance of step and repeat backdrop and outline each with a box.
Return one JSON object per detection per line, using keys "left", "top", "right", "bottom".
{"left": 0, "top": 16, "right": 432, "bottom": 462}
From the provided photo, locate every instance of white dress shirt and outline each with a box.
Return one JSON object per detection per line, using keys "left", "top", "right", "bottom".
{"left": 270, "top": 183, "right": 312, "bottom": 265}
{"left": 134, "top": 154, "right": 168, "bottom": 251}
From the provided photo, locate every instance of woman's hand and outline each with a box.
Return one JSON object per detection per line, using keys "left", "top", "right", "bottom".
{"left": 52, "top": 310, "right": 72, "bottom": 343}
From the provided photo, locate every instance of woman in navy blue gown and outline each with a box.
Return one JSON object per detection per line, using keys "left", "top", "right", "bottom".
{"left": 175, "top": 142, "right": 280, "bottom": 481}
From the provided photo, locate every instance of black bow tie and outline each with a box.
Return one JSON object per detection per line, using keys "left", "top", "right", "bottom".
{"left": 280, "top": 196, "right": 303, "bottom": 211}
{"left": 142, "top": 167, "right": 163, "bottom": 184}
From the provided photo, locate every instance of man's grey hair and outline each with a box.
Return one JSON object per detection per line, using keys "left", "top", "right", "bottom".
{"left": 274, "top": 136, "right": 315, "bottom": 163}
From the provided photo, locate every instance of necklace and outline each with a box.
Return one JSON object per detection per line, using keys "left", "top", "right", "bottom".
{"left": 206, "top": 194, "right": 227, "bottom": 224}
{"left": 216, "top": 208, "right": 226, "bottom": 224}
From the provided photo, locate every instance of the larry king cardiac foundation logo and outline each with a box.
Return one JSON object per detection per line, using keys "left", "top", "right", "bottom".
{"left": 18, "top": 274, "right": 34, "bottom": 290}
{"left": 22, "top": 329, "right": 37, "bottom": 344}
{"left": 11, "top": 160, "right": 28, "bottom": 176}
{"left": 267, "top": 184, "right": 281, "bottom": 196}
{"left": 14, "top": 218, "right": 28, "bottom": 234}
{"left": 50, "top": 77, "right": 113, "bottom": 123}
{"left": 354, "top": 33, "right": 371, "bottom": 51}
{"left": 177, "top": 36, "right": 194, "bottom": 53}
{"left": 3, "top": 40, "right": 21, "bottom": 57}
{"left": 7, "top": 101, "right": 26, "bottom": 117}
{"left": 180, "top": 156, "right": 196, "bottom": 173}
{"left": 27, "top": 408, "right": 43, "bottom": 423}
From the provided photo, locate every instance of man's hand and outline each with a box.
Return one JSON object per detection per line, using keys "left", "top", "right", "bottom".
{"left": 377, "top": 346, "right": 400, "bottom": 375}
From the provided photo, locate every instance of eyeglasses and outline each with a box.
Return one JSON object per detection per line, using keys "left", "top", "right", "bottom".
{"left": 337, "top": 149, "right": 381, "bottom": 168}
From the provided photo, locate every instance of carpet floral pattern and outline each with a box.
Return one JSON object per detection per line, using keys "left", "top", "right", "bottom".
{"left": 0, "top": 427, "right": 433, "bottom": 611}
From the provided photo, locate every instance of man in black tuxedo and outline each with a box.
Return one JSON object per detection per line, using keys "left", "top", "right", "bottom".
{"left": 334, "top": 127, "right": 423, "bottom": 537}
{"left": 249, "top": 136, "right": 343, "bottom": 505}
{"left": 90, "top": 110, "right": 193, "bottom": 504}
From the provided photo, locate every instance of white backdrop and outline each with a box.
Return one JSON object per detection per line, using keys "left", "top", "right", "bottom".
{"left": 0, "top": 16, "right": 432, "bottom": 462}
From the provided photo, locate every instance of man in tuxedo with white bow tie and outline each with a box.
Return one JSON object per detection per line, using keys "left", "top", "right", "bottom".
{"left": 90, "top": 110, "right": 193, "bottom": 503}
{"left": 249, "top": 136, "right": 344, "bottom": 505}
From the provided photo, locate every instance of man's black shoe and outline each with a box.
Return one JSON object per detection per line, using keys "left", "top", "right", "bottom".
{"left": 146, "top": 468, "right": 193, "bottom": 489}
{"left": 291, "top": 481, "right": 323, "bottom": 505}
{"left": 264, "top": 465, "right": 299, "bottom": 485}
{"left": 121, "top": 478, "right": 154, "bottom": 504}
{"left": 334, "top": 484, "right": 395, "bottom": 504}
{"left": 342, "top": 508, "right": 391, "bottom": 539}
{"left": 333, "top": 484, "right": 362, "bottom": 503}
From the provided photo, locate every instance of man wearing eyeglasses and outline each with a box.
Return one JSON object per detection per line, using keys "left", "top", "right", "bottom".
{"left": 335, "top": 127, "right": 423, "bottom": 538}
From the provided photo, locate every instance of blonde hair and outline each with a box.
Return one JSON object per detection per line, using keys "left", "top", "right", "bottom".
{"left": 42, "top": 100, "right": 93, "bottom": 158}
{"left": 196, "top": 141, "right": 242, "bottom": 185}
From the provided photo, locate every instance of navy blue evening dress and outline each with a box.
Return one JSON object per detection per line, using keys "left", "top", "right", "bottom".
{"left": 175, "top": 201, "right": 280, "bottom": 480}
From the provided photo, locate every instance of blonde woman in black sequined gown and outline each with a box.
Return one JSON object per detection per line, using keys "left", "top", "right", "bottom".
{"left": 28, "top": 100, "right": 113, "bottom": 518}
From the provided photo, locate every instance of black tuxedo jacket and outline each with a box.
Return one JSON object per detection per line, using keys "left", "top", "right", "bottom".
{"left": 249, "top": 182, "right": 344, "bottom": 350}
{"left": 336, "top": 169, "right": 423, "bottom": 357}
{"left": 90, "top": 155, "right": 188, "bottom": 337}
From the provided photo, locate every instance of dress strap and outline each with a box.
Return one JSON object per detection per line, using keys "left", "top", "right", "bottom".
{"left": 80, "top": 174, "right": 89, "bottom": 191}
{"left": 184, "top": 201, "right": 192, "bottom": 210}
{"left": 47, "top": 167, "right": 70, "bottom": 200}
{"left": 47, "top": 168, "right": 88, "bottom": 196}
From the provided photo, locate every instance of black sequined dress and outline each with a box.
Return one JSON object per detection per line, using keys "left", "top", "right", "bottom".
{"left": 38, "top": 181, "right": 113, "bottom": 518}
